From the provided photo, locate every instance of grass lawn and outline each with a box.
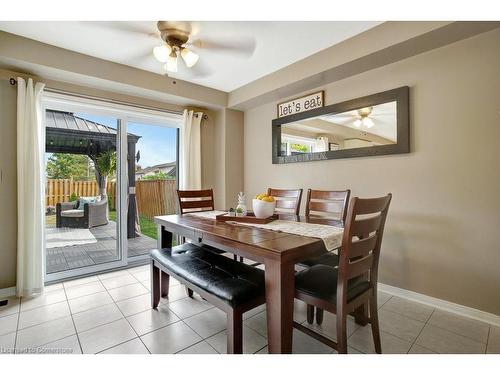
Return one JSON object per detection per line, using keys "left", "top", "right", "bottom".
{"left": 109, "top": 210, "right": 157, "bottom": 240}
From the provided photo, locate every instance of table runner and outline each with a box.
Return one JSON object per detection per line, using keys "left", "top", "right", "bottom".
{"left": 186, "top": 211, "right": 343, "bottom": 251}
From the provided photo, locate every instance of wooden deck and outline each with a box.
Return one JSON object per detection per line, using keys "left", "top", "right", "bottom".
{"left": 45, "top": 220, "right": 155, "bottom": 274}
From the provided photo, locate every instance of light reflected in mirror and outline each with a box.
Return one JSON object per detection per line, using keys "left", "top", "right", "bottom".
{"left": 280, "top": 101, "right": 397, "bottom": 156}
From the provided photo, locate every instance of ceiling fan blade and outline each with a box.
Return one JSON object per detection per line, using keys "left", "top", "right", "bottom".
{"left": 186, "top": 59, "right": 215, "bottom": 78}
{"left": 81, "top": 21, "right": 160, "bottom": 38}
{"left": 188, "top": 37, "right": 256, "bottom": 57}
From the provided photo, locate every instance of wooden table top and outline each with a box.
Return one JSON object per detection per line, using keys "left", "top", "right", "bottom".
{"left": 155, "top": 214, "right": 343, "bottom": 263}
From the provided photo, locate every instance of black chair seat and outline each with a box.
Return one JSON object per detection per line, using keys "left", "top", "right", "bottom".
{"left": 295, "top": 265, "right": 371, "bottom": 304}
{"left": 298, "top": 252, "right": 339, "bottom": 268}
{"left": 151, "top": 244, "right": 265, "bottom": 307}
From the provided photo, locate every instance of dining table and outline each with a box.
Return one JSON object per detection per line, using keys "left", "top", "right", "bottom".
{"left": 154, "top": 213, "right": 344, "bottom": 354}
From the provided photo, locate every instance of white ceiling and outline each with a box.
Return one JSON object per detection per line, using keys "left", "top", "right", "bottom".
{"left": 0, "top": 21, "right": 381, "bottom": 92}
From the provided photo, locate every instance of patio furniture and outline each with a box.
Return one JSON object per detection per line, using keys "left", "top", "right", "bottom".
{"left": 292, "top": 194, "right": 392, "bottom": 354}
{"left": 150, "top": 243, "right": 266, "bottom": 354}
{"left": 56, "top": 198, "right": 108, "bottom": 229}
{"left": 267, "top": 188, "right": 303, "bottom": 215}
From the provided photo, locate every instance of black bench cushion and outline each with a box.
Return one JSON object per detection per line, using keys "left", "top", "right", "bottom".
{"left": 151, "top": 244, "right": 265, "bottom": 307}
{"left": 295, "top": 265, "right": 370, "bottom": 304}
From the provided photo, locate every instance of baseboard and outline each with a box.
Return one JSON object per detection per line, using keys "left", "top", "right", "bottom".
{"left": 0, "top": 287, "right": 16, "bottom": 299}
{"left": 378, "top": 282, "right": 500, "bottom": 327}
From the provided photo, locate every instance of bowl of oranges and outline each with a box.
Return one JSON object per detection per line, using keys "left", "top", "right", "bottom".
{"left": 252, "top": 193, "right": 276, "bottom": 219}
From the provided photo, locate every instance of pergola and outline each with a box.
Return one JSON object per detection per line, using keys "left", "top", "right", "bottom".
{"left": 45, "top": 110, "right": 141, "bottom": 239}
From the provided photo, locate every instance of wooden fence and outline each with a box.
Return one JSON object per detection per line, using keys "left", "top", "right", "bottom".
{"left": 45, "top": 179, "right": 117, "bottom": 209}
{"left": 135, "top": 179, "right": 177, "bottom": 219}
{"left": 45, "top": 178, "right": 177, "bottom": 219}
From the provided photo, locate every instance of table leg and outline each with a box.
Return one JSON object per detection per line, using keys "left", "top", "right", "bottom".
{"left": 157, "top": 225, "right": 173, "bottom": 248}
{"left": 264, "top": 259, "right": 295, "bottom": 354}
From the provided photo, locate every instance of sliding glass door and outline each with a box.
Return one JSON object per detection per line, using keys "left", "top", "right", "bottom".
{"left": 43, "top": 92, "right": 181, "bottom": 282}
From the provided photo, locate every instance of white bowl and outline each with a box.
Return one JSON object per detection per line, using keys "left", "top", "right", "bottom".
{"left": 252, "top": 199, "right": 276, "bottom": 219}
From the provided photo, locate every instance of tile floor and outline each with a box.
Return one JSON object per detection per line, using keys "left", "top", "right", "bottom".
{"left": 0, "top": 265, "right": 498, "bottom": 354}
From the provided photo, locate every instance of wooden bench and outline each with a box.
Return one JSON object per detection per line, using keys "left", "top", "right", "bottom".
{"left": 150, "top": 243, "right": 266, "bottom": 354}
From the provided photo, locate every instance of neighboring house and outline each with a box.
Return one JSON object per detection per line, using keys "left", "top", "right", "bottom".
{"left": 135, "top": 161, "right": 176, "bottom": 180}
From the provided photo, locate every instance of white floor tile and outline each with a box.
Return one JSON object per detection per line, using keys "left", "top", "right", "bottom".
{"left": 20, "top": 289, "right": 67, "bottom": 311}
{"left": 108, "top": 283, "right": 149, "bottom": 302}
{"left": 116, "top": 293, "right": 152, "bottom": 317}
{"left": 79, "top": 318, "right": 137, "bottom": 354}
{"left": 292, "top": 329, "right": 333, "bottom": 354}
{"left": 101, "top": 274, "right": 138, "bottom": 290}
{"left": 378, "top": 309, "right": 425, "bottom": 342}
{"left": 73, "top": 303, "right": 123, "bottom": 332}
{"left": 415, "top": 324, "right": 486, "bottom": 354}
{"left": 381, "top": 296, "right": 434, "bottom": 322}
{"left": 160, "top": 284, "right": 190, "bottom": 303}
{"left": 244, "top": 310, "right": 267, "bottom": 338}
{"left": 38, "top": 335, "right": 82, "bottom": 354}
{"left": 0, "top": 313, "right": 18, "bottom": 336}
{"left": 101, "top": 338, "right": 150, "bottom": 354}
{"left": 141, "top": 321, "right": 202, "bottom": 354}
{"left": 68, "top": 291, "right": 114, "bottom": 314}
{"left": 63, "top": 276, "right": 99, "bottom": 288}
{"left": 408, "top": 344, "right": 437, "bottom": 354}
{"left": 43, "top": 283, "right": 64, "bottom": 292}
{"left": 427, "top": 309, "right": 490, "bottom": 343}
{"left": 178, "top": 340, "right": 218, "bottom": 354}
{"left": 184, "top": 308, "right": 227, "bottom": 339}
{"left": 349, "top": 325, "right": 412, "bottom": 354}
{"left": 131, "top": 270, "right": 150, "bottom": 282}
{"left": 98, "top": 270, "right": 130, "bottom": 280}
{"left": 126, "top": 305, "right": 179, "bottom": 336}
{"left": 242, "top": 304, "right": 266, "bottom": 320}
{"left": 65, "top": 281, "right": 106, "bottom": 300}
{"left": 206, "top": 326, "right": 267, "bottom": 354}
{"left": 166, "top": 296, "right": 213, "bottom": 319}
{"left": 0, "top": 296, "right": 20, "bottom": 318}
{"left": 301, "top": 312, "right": 360, "bottom": 341}
{"left": 0, "top": 332, "right": 16, "bottom": 354}
{"left": 127, "top": 265, "right": 149, "bottom": 275}
{"left": 377, "top": 291, "right": 392, "bottom": 308}
{"left": 16, "top": 316, "right": 75, "bottom": 349}
{"left": 18, "top": 300, "right": 70, "bottom": 330}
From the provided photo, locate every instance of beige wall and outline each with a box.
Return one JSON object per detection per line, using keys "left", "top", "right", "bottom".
{"left": 243, "top": 29, "right": 500, "bottom": 315}
{"left": 0, "top": 80, "right": 18, "bottom": 289}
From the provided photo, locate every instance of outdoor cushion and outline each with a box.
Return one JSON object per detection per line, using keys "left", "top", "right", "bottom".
{"left": 151, "top": 244, "right": 265, "bottom": 307}
{"left": 60, "top": 209, "right": 85, "bottom": 218}
{"left": 77, "top": 196, "right": 98, "bottom": 210}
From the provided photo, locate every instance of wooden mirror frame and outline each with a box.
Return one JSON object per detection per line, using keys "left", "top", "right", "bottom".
{"left": 272, "top": 86, "right": 410, "bottom": 164}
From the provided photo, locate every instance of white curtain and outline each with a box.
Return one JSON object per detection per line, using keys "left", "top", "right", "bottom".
{"left": 16, "top": 77, "right": 45, "bottom": 297}
{"left": 180, "top": 109, "right": 202, "bottom": 190}
{"left": 315, "top": 136, "right": 329, "bottom": 152}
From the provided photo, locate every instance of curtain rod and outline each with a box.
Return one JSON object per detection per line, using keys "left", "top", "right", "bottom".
{"left": 8, "top": 77, "right": 208, "bottom": 120}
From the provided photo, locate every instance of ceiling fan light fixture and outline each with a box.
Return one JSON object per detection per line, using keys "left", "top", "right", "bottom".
{"left": 353, "top": 119, "right": 362, "bottom": 127}
{"left": 362, "top": 117, "right": 375, "bottom": 128}
{"left": 153, "top": 44, "right": 172, "bottom": 63}
{"left": 166, "top": 50, "right": 178, "bottom": 72}
{"left": 180, "top": 47, "right": 199, "bottom": 68}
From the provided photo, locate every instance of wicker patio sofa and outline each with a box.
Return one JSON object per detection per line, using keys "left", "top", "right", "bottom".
{"left": 56, "top": 198, "right": 108, "bottom": 229}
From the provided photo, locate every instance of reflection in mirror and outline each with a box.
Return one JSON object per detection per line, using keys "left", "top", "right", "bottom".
{"left": 280, "top": 101, "right": 397, "bottom": 156}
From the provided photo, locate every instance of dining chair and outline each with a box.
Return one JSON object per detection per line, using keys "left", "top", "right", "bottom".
{"left": 176, "top": 188, "right": 225, "bottom": 297}
{"left": 267, "top": 188, "right": 303, "bottom": 215}
{"left": 301, "top": 189, "right": 350, "bottom": 324}
{"left": 177, "top": 188, "right": 215, "bottom": 213}
{"left": 293, "top": 193, "right": 392, "bottom": 354}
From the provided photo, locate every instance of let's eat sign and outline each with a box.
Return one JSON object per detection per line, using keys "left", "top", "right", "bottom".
{"left": 277, "top": 91, "right": 324, "bottom": 118}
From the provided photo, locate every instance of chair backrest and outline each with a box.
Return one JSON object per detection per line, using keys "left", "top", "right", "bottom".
{"left": 305, "top": 189, "right": 351, "bottom": 221}
{"left": 337, "top": 194, "right": 392, "bottom": 297}
{"left": 177, "top": 189, "right": 215, "bottom": 214}
{"left": 267, "top": 188, "right": 303, "bottom": 215}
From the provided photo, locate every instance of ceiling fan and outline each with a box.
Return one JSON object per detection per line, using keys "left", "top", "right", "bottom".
{"left": 151, "top": 21, "right": 256, "bottom": 75}
{"left": 353, "top": 107, "right": 375, "bottom": 128}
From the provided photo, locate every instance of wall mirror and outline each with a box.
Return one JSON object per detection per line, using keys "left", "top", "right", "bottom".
{"left": 272, "top": 86, "right": 409, "bottom": 164}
